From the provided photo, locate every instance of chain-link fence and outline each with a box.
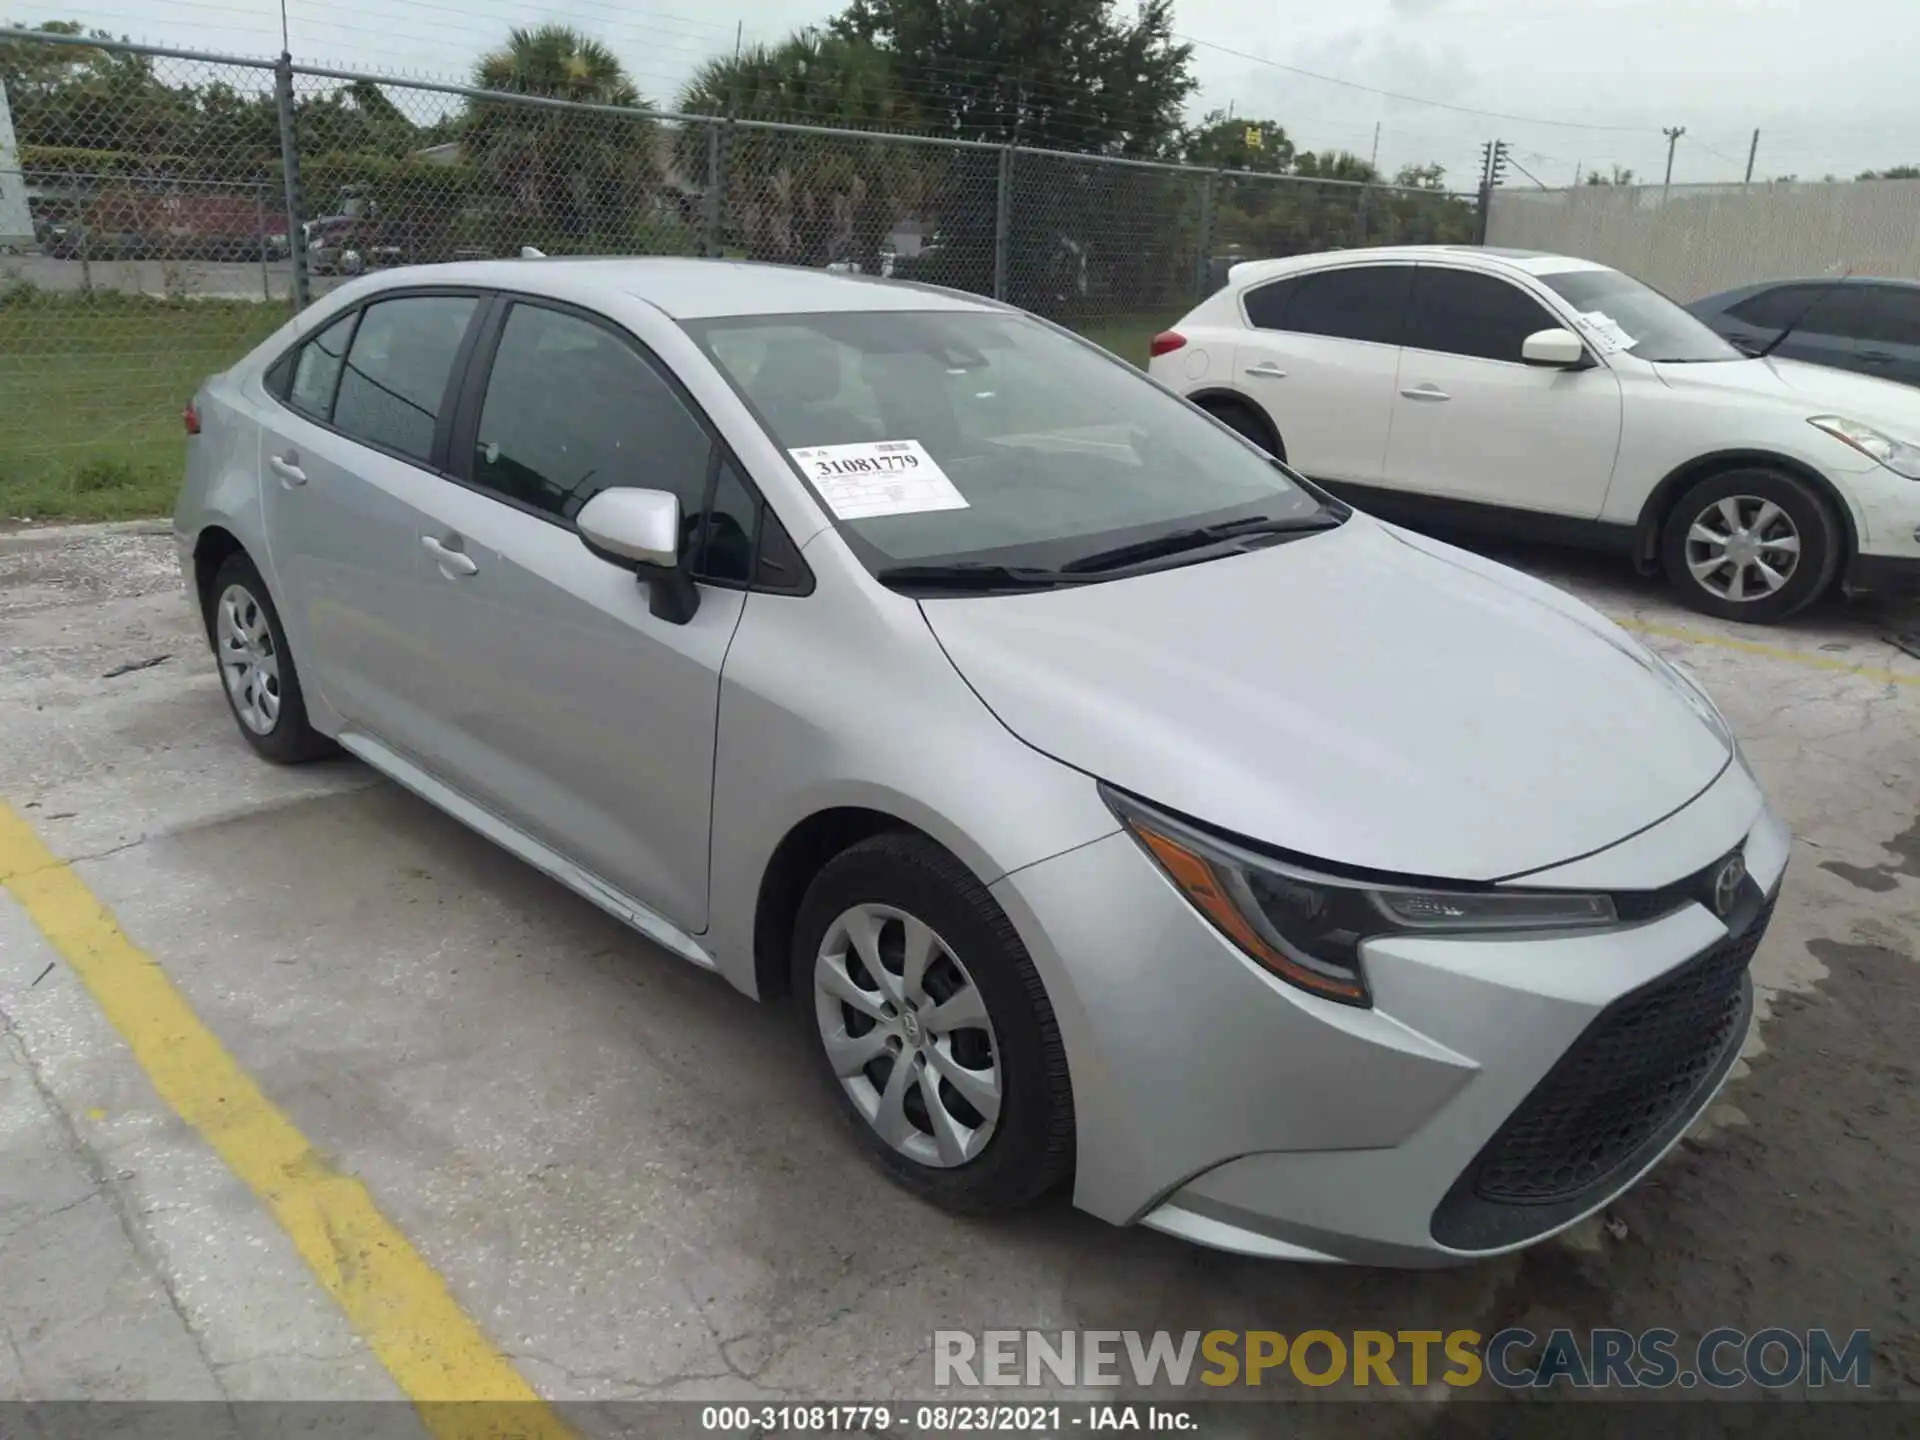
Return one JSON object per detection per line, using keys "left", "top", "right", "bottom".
{"left": 1, "top": 26, "right": 1479, "bottom": 518}
{"left": 1488, "top": 178, "right": 1920, "bottom": 304}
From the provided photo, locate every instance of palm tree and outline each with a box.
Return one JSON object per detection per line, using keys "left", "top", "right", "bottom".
{"left": 676, "top": 32, "right": 929, "bottom": 268}
{"left": 465, "top": 25, "right": 655, "bottom": 244}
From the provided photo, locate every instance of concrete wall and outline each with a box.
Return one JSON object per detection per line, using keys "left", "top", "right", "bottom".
{"left": 1486, "top": 178, "right": 1920, "bottom": 302}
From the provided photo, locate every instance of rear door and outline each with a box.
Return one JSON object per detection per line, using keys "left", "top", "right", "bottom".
{"left": 256, "top": 290, "right": 484, "bottom": 759}
{"left": 393, "top": 297, "right": 765, "bottom": 931}
{"left": 1382, "top": 264, "right": 1623, "bottom": 516}
{"left": 1229, "top": 263, "right": 1410, "bottom": 483}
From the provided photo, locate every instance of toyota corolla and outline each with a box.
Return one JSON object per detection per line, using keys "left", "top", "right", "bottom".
{"left": 174, "top": 258, "right": 1786, "bottom": 1265}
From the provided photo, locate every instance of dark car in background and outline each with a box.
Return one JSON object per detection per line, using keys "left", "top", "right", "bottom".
{"left": 1689, "top": 277, "right": 1920, "bottom": 388}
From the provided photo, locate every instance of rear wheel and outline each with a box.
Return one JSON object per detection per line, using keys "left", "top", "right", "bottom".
{"left": 792, "top": 832, "right": 1074, "bottom": 1215}
{"left": 1196, "top": 395, "right": 1283, "bottom": 460}
{"left": 1659, "top": 467, "right": 1840, "bottom": 623}
{"left": 207, "top": 552, "right": 335, "bottom": 763}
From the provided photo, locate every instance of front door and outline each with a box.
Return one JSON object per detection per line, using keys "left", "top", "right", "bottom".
{"left": 1382, "top": 264, "right": 1623, "bottom": 517}
{"left": 398, "top": 299, "right": 751, "bottom": 932}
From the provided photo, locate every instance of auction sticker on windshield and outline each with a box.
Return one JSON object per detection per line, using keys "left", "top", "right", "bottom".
{"left": 789, "top": 440, "right": 970, "bottom": 520}
{"left": 1575, "top": 310, "right": 1637, "bottom": 354}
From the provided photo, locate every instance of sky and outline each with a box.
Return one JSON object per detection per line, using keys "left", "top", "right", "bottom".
{"left": 8, "top": 0, "right": 1917, "bottom": 193}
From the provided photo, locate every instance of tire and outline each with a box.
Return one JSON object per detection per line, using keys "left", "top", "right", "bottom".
{"left": 791, "top": 831, "right": 1075, "bottom": 1215}
{"left": 1197, "top": 395, "right": 1283, "bottom": 460}
{"left": 1659, "top": 467, "right": 1841, "bottom": 624}
{"left": 206, "top": 552, "right": 336, "bottom": 763}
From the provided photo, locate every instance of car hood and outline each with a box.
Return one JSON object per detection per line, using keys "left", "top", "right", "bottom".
{"left": 920, "top": 518, "right": 1730, "bottom": 881}
{"left": 1653, "top": 354, "right": 1920, "bottom": 428}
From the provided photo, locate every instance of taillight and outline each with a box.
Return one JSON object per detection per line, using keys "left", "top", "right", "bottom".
{"left": 1149, "top": 330, "right": 1187, "bottom": 358}
{"left": 182, "top": 401, "right": 201, "bottom": 436}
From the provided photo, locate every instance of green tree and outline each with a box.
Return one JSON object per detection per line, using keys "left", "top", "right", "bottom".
{"left": 832, "top": 0, "right": 1194, "bottom": 155}
{"left": 677, "top": 32, "right": 929, "bottom": 269}
{"left": 1180, "top": 111, "right": 1293, "bottom": 172}
{"left": 464, "top": 24, "right": 657, "bottom": 243}
{"left": 1584, "top": 164, "right": 1636, "bottom": 186}
{"left": 1857, "top": 165, "right": 1920, "bottom": 180}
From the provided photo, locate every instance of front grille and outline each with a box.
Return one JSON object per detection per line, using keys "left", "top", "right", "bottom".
{"left": 1430, "top": 892, "right": 1773, "bottom": 1250}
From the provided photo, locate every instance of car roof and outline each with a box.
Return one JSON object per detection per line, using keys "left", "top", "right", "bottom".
{"left": 347, "top": 256, "right": 1003, "bottom": 320}
{"left": 1225, "top": 245, "right": 1612, "bottom": 287}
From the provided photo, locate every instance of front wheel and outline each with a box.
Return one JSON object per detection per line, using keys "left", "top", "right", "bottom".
{"left": 1659, "top": 468, "right": 1841, "bottom": 623}
{"left": 792, "top": 832, "right": 1074, "bottom": 1215}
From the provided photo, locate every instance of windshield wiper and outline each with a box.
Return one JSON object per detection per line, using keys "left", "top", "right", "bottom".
{"left": 873, "top": 562, "right": 1075, "bottom": 592}
{"left": 1059, "top": 512, "right": 1342, "bottom": 574}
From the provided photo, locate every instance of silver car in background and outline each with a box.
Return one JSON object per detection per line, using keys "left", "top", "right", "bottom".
{"left": 175, "top": 258, "right": 1786, "bottom": 1265}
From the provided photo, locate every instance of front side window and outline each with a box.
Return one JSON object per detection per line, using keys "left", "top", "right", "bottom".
{"left": 688, "top": 309, "right": 1329, "bottom": 572}
{"left": 1405, "top": 267, "right": 1558, "bottom": 362}
{"left": 286, "top": 312, "right": 355, "bottom": 419}
{"left": 1539, "top": 268, "right": 1740, "bottom": 363}
{"left": 1281, "top": 265, "right": 1411, "bottom": 345}
{"left": 1725, "top": 284, "right": 1828, "bottom": 331}
{"left": 332, "top": 295, "right": 477, "bottom": 462}
{"left": 470, "top": 303, "right": 714, "bottom": 525}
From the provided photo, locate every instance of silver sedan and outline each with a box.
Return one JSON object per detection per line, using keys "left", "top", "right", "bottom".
{"left": 175, "top": 257, "right": 1786, "bottom": 1264}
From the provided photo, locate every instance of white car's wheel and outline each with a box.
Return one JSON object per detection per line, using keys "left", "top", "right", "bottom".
{"left": 1660, "top": 468, "right": 1840, "bottom": 624}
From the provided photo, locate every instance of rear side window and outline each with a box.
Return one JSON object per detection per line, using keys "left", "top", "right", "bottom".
{"left": 1242, "top": 277, "right": 1298, "bottom": 330}
{"left": 1405, "top": 267, "right": 1559, "bottom": 362}
{"left": 1281, "top": 266, "right": 1411, "bottom": 345}
{"left": 1848, "top": 287, "right": 1920, "bottom": 347}
{"left": 285, "top": 312, "right": 355, "bottom": 419}
{"left": 332, "top": 295, "right": 477, "bottom": 463}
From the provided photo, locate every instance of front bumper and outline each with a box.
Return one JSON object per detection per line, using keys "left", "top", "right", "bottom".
{"left": 1840, "top": 465, "right": 1920, "bottom": 597}
{"left": 990, "top": 774, "right": 1790, "bottom": 1266}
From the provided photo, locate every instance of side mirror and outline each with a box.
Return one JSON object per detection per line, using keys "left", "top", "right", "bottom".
{"left": 576, "top": 488, "right": 700, "bottom": 624}
{"left": 1521, "top": 327, "right": 1589, "bottom": 368}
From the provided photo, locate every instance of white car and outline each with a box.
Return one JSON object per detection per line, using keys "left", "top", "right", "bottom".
{"left": 1150, "top": 245, "right": 1920, "bottom": 623}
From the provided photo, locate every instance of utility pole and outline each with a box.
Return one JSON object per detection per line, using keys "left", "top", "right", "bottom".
{"left": 1369, "top": 121, "right": 1380, "bottom": 172}
{"left": 1662, "top": 125, "right": 1686, "bottom": 196}
{"left": 1744, "top": 128, "right": 1760, "bottom": 187}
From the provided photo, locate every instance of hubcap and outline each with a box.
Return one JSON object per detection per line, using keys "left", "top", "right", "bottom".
{"left": 812, "top": 903, "right": 1002, "bottom": 1169}
{"left": 1684, "top": 495, "right": 1802, "bottom": 603}
{"left": 214, "top": 583, "right": 282, "bottom": 735}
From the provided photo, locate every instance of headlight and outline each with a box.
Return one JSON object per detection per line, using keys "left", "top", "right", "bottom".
{"left": 1808, "top": 416, "right": 1920, "bottom": 479}
{"left": 1103, "top": 789, "right": 1617, "bottom": 1008}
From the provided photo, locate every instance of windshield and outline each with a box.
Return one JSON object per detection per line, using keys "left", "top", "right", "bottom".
{"left": 684, "top": 309, "right": 1327, "bottom": 573}
{"left": 1539, "top": 268, "right": 1741, "bottom": 363}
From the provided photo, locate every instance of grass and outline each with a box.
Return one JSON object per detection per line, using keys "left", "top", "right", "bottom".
{"left": 0, "top": 286, "right": 289, "bottom": 522}
{"left": 0, "top": 287, "right": 1181, "bottom": 523}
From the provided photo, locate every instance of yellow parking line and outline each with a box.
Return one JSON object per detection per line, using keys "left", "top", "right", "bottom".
{"left": 1613, "top": 616, "right": 1920, "bottom": 687}
{"left": 0, "top": 803, "right": 570, "bottom": 1440}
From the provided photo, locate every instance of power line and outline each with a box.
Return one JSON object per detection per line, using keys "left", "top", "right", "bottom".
{"left": 1177, "top": 33, "right": 1662, "bottom": 135}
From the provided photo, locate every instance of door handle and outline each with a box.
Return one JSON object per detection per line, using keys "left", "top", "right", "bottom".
{"left": 269, "top": 453, "right": 307, "bottom": 486}
{"left": 1244, "top": 362, "right": 1288, "bottom": 378}
{"left": 1399, "top": 385, "right": 1452, "bottom": 402}
{"left": 421, "top": 535, "right": 478, "bottom": 578}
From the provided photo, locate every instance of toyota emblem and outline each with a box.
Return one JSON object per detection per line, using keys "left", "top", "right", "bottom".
{"left": 1712, "top": 854, "right": 1747, "bottom": 917}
